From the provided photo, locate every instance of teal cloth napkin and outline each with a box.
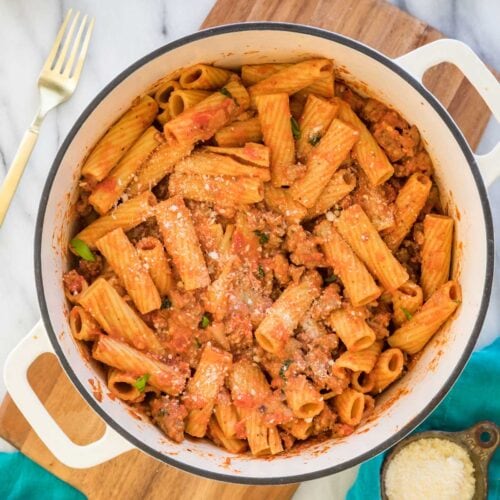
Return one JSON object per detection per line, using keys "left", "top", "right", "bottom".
{"left": 347, "top": 337, "right": 500, "bottom": 500}
{"left": 0, "top": 451, "right": 85, "bottom": 500}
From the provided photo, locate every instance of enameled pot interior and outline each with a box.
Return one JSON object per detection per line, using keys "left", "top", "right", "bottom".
{"left": 36, "top": 25, "right": 492, "bottom": 483}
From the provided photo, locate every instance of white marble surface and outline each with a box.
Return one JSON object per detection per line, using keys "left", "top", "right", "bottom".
{"left": 0, "top": 0, "right": 498, "bottom": 497}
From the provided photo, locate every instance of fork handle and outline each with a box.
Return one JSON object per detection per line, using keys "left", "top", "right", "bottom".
{"left": 0, "top": 126, "right": 39, "bottom": 226}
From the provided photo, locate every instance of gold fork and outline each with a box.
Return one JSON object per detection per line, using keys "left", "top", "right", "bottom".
{"left": 0, "top": 9, "right": 94, "bottom": 226}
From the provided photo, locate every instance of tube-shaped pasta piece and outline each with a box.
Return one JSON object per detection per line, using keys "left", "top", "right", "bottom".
{"left": 156, "top": 196, "right": 210, "bottom": 291}
{"left": 249, "top": 59, "right": 333, "bottom": 101}
{"left": 351, "top": 371, "right": 375, "bottom": 394}
{"left": 392, "top": 281, "right": 424, "bottom": 327}
{"left": 185, "top": 344, "right": 232, "bottom": 438}
{"left": 255, "top": 93, "right": 295, "bottom": 187}
{"left": 306, "top": 169, "right": 356, "bottom": 219}
{"left": 168, "top": 89, "right": 211, "bottom": 117}
{"left": 154, "top": 80, "right": 181, "bottom": 110}
{"left": 335, "top": 204, "right": 409, "bottom": 291}
{"left": 289, "top": 119, "right": 359, "bottom": 207}
{"left": 145, "top": 68, "right": 182, "bottom": 96}
{"left": 421, "top": 214, "right": 454, "bottom": 299}
{"left": 168, "top": 172, "right": 264, "bottom": 206}
{"left": 285, "top": 374, "right": 324, "bottom": 419}
{"left": 294, "top": 72, "right": 335, "bottom": 99}
{"left": 175, "top": 151, "right": 270, "bottom": 181}
{"left": 382, "top": 173, "right": 432, "bottom": 251}
{"left": 208, "top": 417, "right": 248, "bottom": 454}
{"left": 179, "top": 64, "right": 232, "bottom": 90}
{"left": 241, "top": 63, "right": 289, "bottom": 85}
{"left": 370, "top": 348, "right": 405, "bottom": 393}
{"left": 136, "top": 237, "right": 173, "bottom": 297}
{"left": 315, "top": 220, "right": 380, "bottom": 306}
{"left": 334, "top": 388, "right": 365, "bottom": 426}
{"left": 264, "top": 185, "right": 308, "bottom": 224}
{"left": 69, "top": 305, "right": 102, "bottom": 341}
{"left": 328, "top": 306, "right": 376, "bottom": 352}
{"left": 156, "top": 108, "right": 170, "bottom": 126}
{"left": 127, "top": 139, "right": 192, "bottom": 196}
{"left": 96, "top": 228, "right": 161, "bottom": 314}
{"left": 205, "top": 256, "right": 236, "bottom": 322}
{"left": 214, "top": 387, "right": 239, "bottom": 438}
{"left": 92, "top": 335, "right": 189, "bottom": 395}
{"left": 164, "top": 80, "right": 249, "bottom": 145}
{"left": 388, "top": 281, "right": 461, "bottom": 354}
{"left": 352, "top": 171, "right": 395, "bottom": 231}
{"left": 255, "top": 271, "right": 321, "bottom": 354}
{"left": 82, "top": 95, "right": 158, "bottom": 182}
{"left": 285, "top": 419, "right": 314, "bottom": 440}
{"left": 89, "top": 127, "right": 163, "bottom": 215}
{"left": 203, "top": 143, "right": 270, "bottom": 168}
{"left": 107, "top": 369, "right": 145, "bottom": 403}
{"left": 337, "top": 100, "right": 394, "bottom": 186}
{"left": 335, "top": 341, "right": 382, "bottom": 373}
{"left": 214, "top": 117, "right": 263, "bottom": 147}
{"left": 296, "top": 94, "right": 338, "bottom": 161}
{"left": 242, "top": 62, "right": 334, "bottom": 98}
{"left": 79, "top": 278, "right": 163, "bottom": 353}
{"left": 74, "top": 191, "right": 157, "bottom": 249}
{"left": 229, "top": 360, "right": 282, "bottom": 456}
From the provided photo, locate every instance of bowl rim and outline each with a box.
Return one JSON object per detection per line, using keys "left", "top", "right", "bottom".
{"left": 34, "top": 21, "right": 494, "bottom": 485}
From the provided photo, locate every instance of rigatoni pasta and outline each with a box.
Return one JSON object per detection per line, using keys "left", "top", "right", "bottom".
{"left": 64, "top": 58, "right": 460, "bottom": 456}
{"left": 81, "top": 95, "right": 158, "bottom": 182}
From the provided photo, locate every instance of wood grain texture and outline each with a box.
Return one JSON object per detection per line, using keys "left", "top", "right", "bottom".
{"left": 0, "top": 1, "right": 495, "bottom": 498}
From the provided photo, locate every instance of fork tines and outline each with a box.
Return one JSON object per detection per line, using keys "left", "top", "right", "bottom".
{"left": 44, "top": 9, "right": 94, "bottom": 80}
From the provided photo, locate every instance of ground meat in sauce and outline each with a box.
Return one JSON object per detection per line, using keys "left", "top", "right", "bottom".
{"left": 63, "top": 269, "right": 87, "bottom": 297}
{"left": 78, "top": 255, "right": 103, "bottom": 283}
{"left": 285, "top": 224, "right": 326, "bottom": 269}
{"left": 126, "top": 217, "right": 162, "bottom": 244}
{"left": 151, "top": 396, "right": 188, "bottom": 443}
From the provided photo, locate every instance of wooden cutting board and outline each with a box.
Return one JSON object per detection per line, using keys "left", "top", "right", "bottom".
{"left": 0, "top": 1, "right": 495, "bottom": 499}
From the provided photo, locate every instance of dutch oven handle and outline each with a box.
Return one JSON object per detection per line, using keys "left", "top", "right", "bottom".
{"left": 3, "top": 321, "right": 134, "bottom": 468}
{"left": 395, "top": 39, "right": 500, "bottom": 188}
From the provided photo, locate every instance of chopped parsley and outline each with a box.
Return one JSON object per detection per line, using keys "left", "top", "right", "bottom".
{"left": 194, "top": 337, "right": 202, "bottom": 348}
{"left": 70, "top": 238, "right": 95, "bottom": 262}
{"left": 324, "top": 274, "right": 337, "bottom": 284}
{"left": 308, "top": 132, "right": 322, "bottom": 146}
{"left": 161, "top": 296, "right": 172, "bottom": 309}
{"left": 290, "top": 116, "right": 301, "bottom": 140}
{"left": 256, "top": 265, "right": 265, "bottom": 279}
{"left": 199, "top": 314, "right": 211, "bottom": 329}
{"left": 133, "top": 374, "right": 150, "bottom": 392}
{"left": 254, "top": 230, "right": 269, "bottom": 245}
{"left": 401, "top": 307, "right": 413, "bottom": 321}
{"left": 279, "top": 359, "right": 293, "bottom": 379}
{"left": 219, "top": 87, "right": 233, "bottom": 99}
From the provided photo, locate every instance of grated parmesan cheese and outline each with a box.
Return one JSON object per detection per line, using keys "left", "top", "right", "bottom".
{"left": 385, "top": 438, "right": 475, "bottom": 500}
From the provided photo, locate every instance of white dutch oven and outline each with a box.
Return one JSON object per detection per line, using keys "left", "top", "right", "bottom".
{"left": 4, "top": 24, "right": 500, "bottom": 484}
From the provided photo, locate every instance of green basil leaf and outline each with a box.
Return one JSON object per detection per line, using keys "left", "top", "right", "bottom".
{"left": 70, "top": 238, "right": 95, "bottom": 262}
{"left": 133, "top": 374, "right": 150, "bottom": 392}
{"left": 324, "top": 274, "right": 337, "bottom": 284}
{"left": 279, "top": 359, "right": 293, "bottom": 379}
{"left": 199, "top": 314, "right": 211, "bottom": 329}
{"left": 290, "top": 116, "right": 301, "bottom": 140}
{"left": 308, "top": 132, "right": 321, "bottom": 146}
{"left": 401, "top": 307, "right": 413, "bottom": 321}
{"left": 256, "top": 265, "right": 265, "bottom": 279}
{"left": 254, "top": 230, "right": 269, "bottom": 245}
{"left": 219, "top": 87, "right": 233, "bottom": 99}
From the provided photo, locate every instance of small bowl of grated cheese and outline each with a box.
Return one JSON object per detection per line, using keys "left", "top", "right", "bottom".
{"left": 381, "top": 421, "right": 498, "bottom": 500}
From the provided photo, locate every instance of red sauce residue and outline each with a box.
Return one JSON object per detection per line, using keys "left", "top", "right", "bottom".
{"left": 96, "top": 176, "right": 117, "bottom": 193}
{"left": 88, "top": 378, "right": 103, "bottom": 402}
